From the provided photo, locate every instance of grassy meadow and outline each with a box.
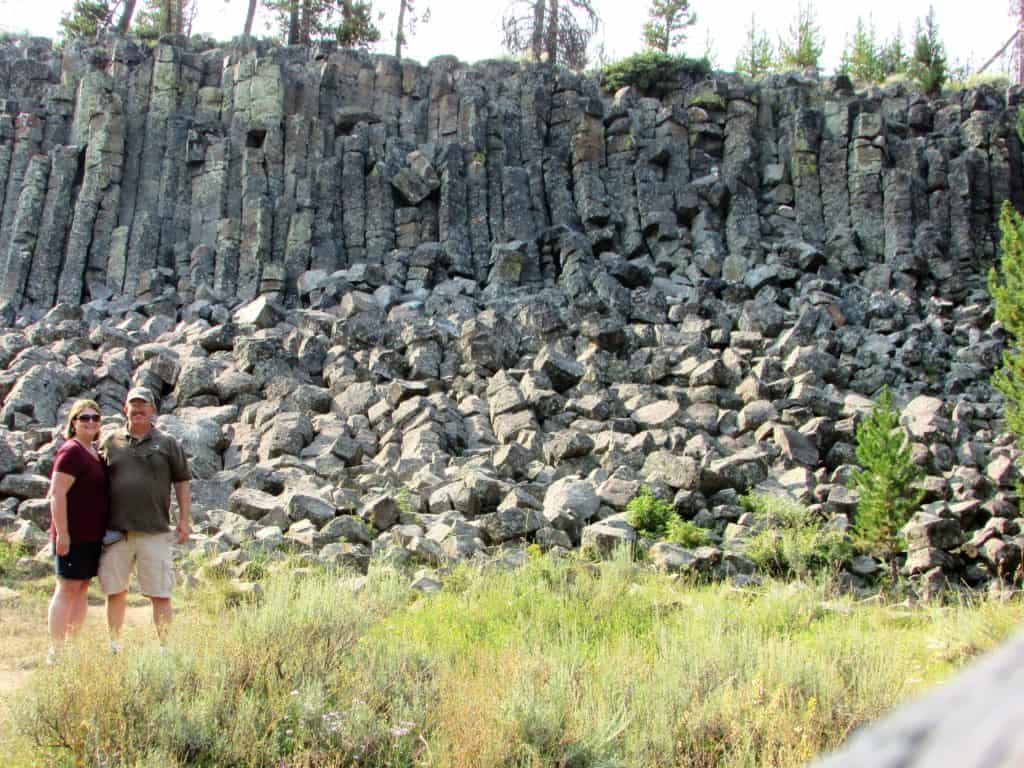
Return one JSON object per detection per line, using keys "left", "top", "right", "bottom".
{"left": 1, "top": 547, "right": 1022, "bottom": 768}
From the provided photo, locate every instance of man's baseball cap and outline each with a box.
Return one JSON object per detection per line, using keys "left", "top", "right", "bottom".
{"left": 125, "top": 386, "right": 156, "bottom": 404}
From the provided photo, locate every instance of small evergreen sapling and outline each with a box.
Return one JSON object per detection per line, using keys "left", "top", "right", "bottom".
{"left": 851, "top": 389, "right": 924, "bottom": 581}
{"left": 989, "top": 201, "right": 1024, "bottom": 441}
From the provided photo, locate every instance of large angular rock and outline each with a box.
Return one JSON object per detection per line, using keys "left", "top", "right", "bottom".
{"left": 477, "top": 506, "right": 544, "bottom": 544}
{"left": 359, "top": 494, "right": 401, "bottom": 531}
{"left": 286, "top": 493, "right": 336, "bottom": 526}
{"left": 903, "top": 512, "right": 962, "bottom": 551}
{"left": 0, "top": 473, "right": 49, "bottom": 500}
{"left": 318, "top": 542, "right": 371, "bottom": 573}
{"left": 649, "top": 542, "right": 721, "bottom": 575}
{"left": 641, "top": 451, "right": 699, "bottom": 490}
{"left": 701, "top": 447, "right": 771, "bottom": 493}
{"left": 390, "top": 150, "right": 440, "bottom": 205}
{"left": 542, "top": 477, "right": 600, "bottom": 541}
{"left": 233, "top": 296, "right": 285, "bottom": 328}
{"left": 260, "top": 411, "right": 314, "bottom": 460}
{"left": 902, "top": 396, "right": 952, "bottom": 441}
{"left": 773, "top": 424, "right": 819, "bottom": 466}
{"left": 533, "top": 347, "right": 584, "bottom": 393}
{"left": 581, "top": 516, "right": 636, "bottom": 557}
{"left": 228, "top": 488, "right": 285, "bottom": 522}
{"left": 632, "top": 401, "right": 681, "bottom": 429}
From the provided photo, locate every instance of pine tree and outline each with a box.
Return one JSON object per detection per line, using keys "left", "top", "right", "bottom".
{"left": 337, "top": 0, "right": 381, "bottom": 47}
{"left": 735, "top": 13, "right": 775, "bottom": 79}
{"left": 908, "top": 5, "right": 946, "bottom": 95}
{"left": 59, "top": 0, "right": 118, "bottom": 40}
{"left": 501, "top": 0, "right": 599, "bottom": 71}
{"left": 879, "top": 25, "right": 907, "bottom": 77}
{"left": 394, "top": 0, "right": 429, "bottom": 59}
{"left": 129, "top": 0, "right": 194, "bottom": 39}
{"left": 989, "top": 201, "right": 1024, "bottom": 442}
{"left": 844, "top": 17, "right": 884, "bottom": 83}
{"left": 778, "top": 2, "right": 824, "bottom": 72}
{"left": 642, "top": 0, "right": 695, "bottom": 54}
{"left": 851, "top": 388, "right": 924, "bottom": 582}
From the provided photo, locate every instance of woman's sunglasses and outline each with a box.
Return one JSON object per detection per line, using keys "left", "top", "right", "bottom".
{"left": 76, "top": 414, "right": 101, "bottom": 423}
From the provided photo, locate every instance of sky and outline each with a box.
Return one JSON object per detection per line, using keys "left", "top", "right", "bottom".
{"left": 0, "top": 0, "right": 1014, "bottom": 76}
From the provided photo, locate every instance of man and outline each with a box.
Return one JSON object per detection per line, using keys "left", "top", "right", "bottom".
{"left": 98, "top": 386, "right": 191, "bottom": 647}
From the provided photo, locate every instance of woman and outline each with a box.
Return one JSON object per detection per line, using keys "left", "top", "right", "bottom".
{"left": 47, "top": 399, "right": 110, "bottom": 658}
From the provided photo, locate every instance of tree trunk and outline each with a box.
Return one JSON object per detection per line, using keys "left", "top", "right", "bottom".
{"left": 300, "top": 0, "right": 313, "bottom": 45}
{"left": 1018, "top": 3, "right": 1024, "bottom": 85}
{"left": 243, "top": 0, "right": 258, "bottom": 39}
{"left": 531, "top": 0, "right": 546, "bottom": 62}
{"left": 395, "top": 0, "right": 408, "bottom": 58}
{"left": 116, "top": 0, "right": 138, "bottom": 34}
{"left": 287, "top": 0, "right": 300, "bottom": 45}
{"left": 160, "top": 0, "right": 172, "bottom": 34}
{"left": 544, "top": 0, "right": 558, "bottom": 63}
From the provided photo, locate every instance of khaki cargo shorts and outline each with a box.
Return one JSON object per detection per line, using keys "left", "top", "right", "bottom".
{"left": 98, "top": 531, "right": 176, "bottom": 599}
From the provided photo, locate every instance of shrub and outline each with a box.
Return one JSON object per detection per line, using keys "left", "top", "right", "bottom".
{"left": 626, "top": 486, "right": 678, "bottom": 539}
{"left": 666, "top": 518, "right": 711, "bottom": 548}
{"left": 741, "top": 493, "right": 853, "bottom": 579}
{"left": 0, "top": 541, "right": 26, "bottom": 577}
{"left": 966, "top": 72, "right": 1010, "bottom": 91}
{"left": 601, "top": 50, "right": 710, "bottom": 96}
{"left": 850, "top": 388, "right": 924, "bottom": 580}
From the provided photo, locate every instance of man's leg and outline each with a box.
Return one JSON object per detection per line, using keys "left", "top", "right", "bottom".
{"left": 150, "top": 596, "right": 173, "bottom": 641}
{"left": 99, "top": 536, "right": 133, "bottom": 648}
{"left": 137, "top": 532, "right": 176, "bottom": 641}
{"left": 106, "top": 590, "right": 128, "bottom": 642}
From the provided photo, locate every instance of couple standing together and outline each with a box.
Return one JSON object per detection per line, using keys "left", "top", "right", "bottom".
{"left": 48, "top": 387, "right": 191, "bottom": 656}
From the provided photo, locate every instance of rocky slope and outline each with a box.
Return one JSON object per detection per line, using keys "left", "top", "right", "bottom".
{"left": 0, "top": 34, "right": 1021, "bottom": 590}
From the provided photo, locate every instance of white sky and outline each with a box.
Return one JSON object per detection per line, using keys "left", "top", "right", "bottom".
{"left": 0, "top": 0, "right": 1014, "bottom": 75}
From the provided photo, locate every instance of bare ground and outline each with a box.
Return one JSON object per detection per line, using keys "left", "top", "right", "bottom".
{"left": 0, "top": 592, "right": 160, "bottom": 734}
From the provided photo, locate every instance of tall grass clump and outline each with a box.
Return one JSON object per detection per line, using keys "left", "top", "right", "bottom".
{"left": 0, "top": 540, "right": 25, "bottom": 577}
{"left": 9, "top": 555, "right": 1024, "bottom": 767}
{"left": 741, "top": 493, "right": 854, "bottom": 579}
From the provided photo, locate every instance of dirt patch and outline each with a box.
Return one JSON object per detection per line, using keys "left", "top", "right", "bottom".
{"left": 0, "top": 598, "right": 160, "bottom": 703}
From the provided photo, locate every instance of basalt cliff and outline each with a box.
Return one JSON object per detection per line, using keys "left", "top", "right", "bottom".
{"left": 0, "top": 34, "right": 1021, "bottom": 592}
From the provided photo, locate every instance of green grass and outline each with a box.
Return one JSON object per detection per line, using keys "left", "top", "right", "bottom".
{"left": 0, "top": 541, "right": 26, "bottom": 577}
{"left": 0, "top": 541, "right": 52, "bottom": 600}
{"left": 3, "top": 554, "right": 1023, "bottom": 767}
{"left": 741, "top": 493, "right": 855, "bottom": 580}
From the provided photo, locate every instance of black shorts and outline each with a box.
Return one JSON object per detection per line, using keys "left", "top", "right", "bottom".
{"left": 53, "top": 541, "right": 103, "bottom": 580}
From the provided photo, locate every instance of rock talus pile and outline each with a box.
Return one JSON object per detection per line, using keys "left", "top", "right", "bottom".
{"left": 0, "top": 35, "right": 1021, "bottom": 592}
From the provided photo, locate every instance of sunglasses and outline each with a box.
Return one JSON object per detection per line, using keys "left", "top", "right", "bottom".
{"left": 76, "top": 414, "right": 101, "bottom": 423}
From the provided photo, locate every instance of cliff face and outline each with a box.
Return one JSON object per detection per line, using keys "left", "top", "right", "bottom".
{"left": 0, "top": 35, "right": 1019, "bottom": 317}
{"left": 1, "top": 36, "right": 1023, "bottom": 592}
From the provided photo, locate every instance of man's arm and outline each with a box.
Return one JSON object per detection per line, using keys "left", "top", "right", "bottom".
{"left": 173, "top": 481, "right": 191, "bottom": 543}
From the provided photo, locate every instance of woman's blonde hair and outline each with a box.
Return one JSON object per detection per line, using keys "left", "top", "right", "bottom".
{"left": 64, "top": 399, "right": 102, "bottom": 441}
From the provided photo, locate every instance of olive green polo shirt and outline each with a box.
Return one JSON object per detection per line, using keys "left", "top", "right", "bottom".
{"left": 102, "top": 426, "right": 191, "bottom": 533}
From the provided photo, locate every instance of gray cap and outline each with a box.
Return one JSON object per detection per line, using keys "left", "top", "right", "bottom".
{"left": 125, "top": 386, "right": 156, "bottom": 404}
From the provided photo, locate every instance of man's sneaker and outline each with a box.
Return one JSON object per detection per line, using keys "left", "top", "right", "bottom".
{"left": 45, "top": 646, "right": 60, "bottom": 666}
{"left": 109, "top": 640, "right": 122, "bottom": 656}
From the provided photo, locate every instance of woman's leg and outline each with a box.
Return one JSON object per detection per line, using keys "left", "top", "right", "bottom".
{"left": 67, "top": 579, "right": 91, "bottom": 636}
{"left": 48, "top": 578, "right": 81, "bottom": 646}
